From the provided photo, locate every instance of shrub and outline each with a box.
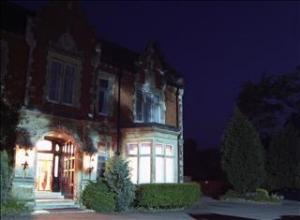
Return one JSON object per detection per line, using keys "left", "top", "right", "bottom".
{"left": 0, "top": 150, "right": 13, "bottom": 204}
{"left": 221, "top": 188, "right": 282, "bottom": 203}
{"left": 136, "top": 183, "right": 201, "bottom": 209}
{"left": 221, "top": 108, "right": 265, "bottom": 194}
{"left": 81, "top": 181, "right": 115, "bottom": 213}
{"left": 104, "top": 155, "right": 135, "bottom": 212}
{"left": 0, "top": 197, "right": 30, "bottom": 216}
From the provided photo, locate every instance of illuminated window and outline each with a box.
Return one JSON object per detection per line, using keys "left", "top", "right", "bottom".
{"left": 127, "top": 143, "right": 151, "bottom": 184}
{"left": 127, "top": 142, "right": 176, "bottom": 184}
{"left": 135, "top": 89, "right": 164, "bottom": 123}
{"left": 155, "top": 144, "right": 175, "bottom": 183}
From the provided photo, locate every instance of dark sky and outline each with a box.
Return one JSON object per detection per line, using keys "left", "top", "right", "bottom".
{"left": 14, "top": 1, "right": 300, "bottom": 149}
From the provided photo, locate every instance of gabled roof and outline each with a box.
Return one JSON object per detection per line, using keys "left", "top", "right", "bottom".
{"left": 100, "top": 39, "right": 139, "bottom": 72}
{"left": 1, "top": 1, "right": 183, "bottom": 87}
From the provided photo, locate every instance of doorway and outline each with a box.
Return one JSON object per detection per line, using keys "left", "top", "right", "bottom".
{"left": 35, "top": 137, "right": 76, "bottom": 199}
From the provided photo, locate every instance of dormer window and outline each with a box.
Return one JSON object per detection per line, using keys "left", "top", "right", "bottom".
{"left": 135, "top": 89, "right": 165, "bottom": 124}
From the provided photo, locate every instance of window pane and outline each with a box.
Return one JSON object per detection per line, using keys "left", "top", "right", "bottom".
{"left": 98, "top": 79, "right": 109, "bottom": 114}
{"left": 128, "top": 157, "right": 138, "bottom": 184}
{"left": 99, "top": 79, "right": 109, "bottom": 89}
{"left": 136, "top": 90, "right": 143, "bottom": 121}
{"left": 144, "top": 95, "right": 152, "bottom": 122}
{"left": 155, "top": 157, "right": 164, "bottom": 183}
{"left": 155, "top": 144, "right": 164, "bottom": 155}
{"left": 48, "top": 61, "right": 62, "bottom": 101}
{"left": 140, "top": 143, "right": 151, "bottom": 155}
{"left": 97, "top": 156, "right": 106, "bottom": 178}
{"left": 139, "top": 156, "right": 151, "bottom": 183}
{"left": 166, "top": 158, "right": 175, "bottom": 183}
{"left": 127, "top": 144, "right": 138, "bottom": 155}
{"left": 62, "top": 64, "right": 75, "bottom": 104}
{"left": 166, "top": 145, "right": 174, "bottom": 156}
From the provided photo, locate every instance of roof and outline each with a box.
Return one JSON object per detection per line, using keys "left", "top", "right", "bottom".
{"left": 100, "top": 39, "right": 139, "bottom": 72}
{"left": 1, "top": 2, "right": 183, "bottom": 87}
{"left": 0, "top": 1, "right": 35, "bottom": 35}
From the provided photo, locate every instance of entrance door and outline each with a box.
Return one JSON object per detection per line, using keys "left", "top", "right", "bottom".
{"left": 36, "top": 153, "right": 53, "bottom": 191}
{"left": 61, "top": 142, "right": 75, "bottom": 199}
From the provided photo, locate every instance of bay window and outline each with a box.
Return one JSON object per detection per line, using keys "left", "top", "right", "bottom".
{"left": 135, "top": 89, "right": 164, "bottom": 123}
{"left": 127, "top": 142, "right": 175, "bottom": 184}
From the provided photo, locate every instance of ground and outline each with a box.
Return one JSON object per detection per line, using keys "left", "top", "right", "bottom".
{"left": 3, "top": 197, "right": 300, "bottom": 220}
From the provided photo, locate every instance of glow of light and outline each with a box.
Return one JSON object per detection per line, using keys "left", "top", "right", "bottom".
{"left": 54, "top": 155, "right": 59, "bottom": 177}
{"left": 36, "top": 140, "right": 52, "bottom": 151}
{"left": 15, "top": 145, "right": 34, "bottom": 170}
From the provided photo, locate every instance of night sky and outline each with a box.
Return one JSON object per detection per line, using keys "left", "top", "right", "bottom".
{"left": 14, "top": 1, "right": 300, "bottom": 149}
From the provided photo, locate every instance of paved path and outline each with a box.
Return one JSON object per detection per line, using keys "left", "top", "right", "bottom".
{"left": 187, "top": 197, "right": 300, "bottom": 220}
{"left": 32, "top": 211, "right": 193, "bottom": 220}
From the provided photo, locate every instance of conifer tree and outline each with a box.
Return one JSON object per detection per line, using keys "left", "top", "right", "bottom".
{"left": 221, "top": 108, "right": 265, "bottom": 193}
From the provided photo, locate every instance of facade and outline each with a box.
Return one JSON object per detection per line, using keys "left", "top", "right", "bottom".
{"left": 0, "top": 1, "right": 184, "bottom": 206}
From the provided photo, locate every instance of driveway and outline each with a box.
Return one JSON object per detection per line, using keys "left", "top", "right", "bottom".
{"left": 4, "top": 197, "right": 299, "bottom": 220}
{"left": 187, "top": 196, "right": 300, "bottom": 220}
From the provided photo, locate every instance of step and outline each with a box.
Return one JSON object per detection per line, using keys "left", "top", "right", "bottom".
{"left": 35, "top": 200, "right": 79, "bottom": 210}
{"left": 35, "top": 192, "right": 64, "bottom": 199}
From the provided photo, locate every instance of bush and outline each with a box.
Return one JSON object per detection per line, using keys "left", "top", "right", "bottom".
{"left": 136, "top": 183, "right": 201, "bottom": 209}
{"left": 1, "top": 150, "right": 13, "bottom": 204}
{"left": 221, "top": 188, "right": 282, "bottom": 203}
{"left": 81, "top": 181, "right": 115, "bottom": 213}
{"left": 104, "top": 155, "right": 135, "bottom": 212}
{"left": 0, "top": 197, "right": 31, "bottom": 216}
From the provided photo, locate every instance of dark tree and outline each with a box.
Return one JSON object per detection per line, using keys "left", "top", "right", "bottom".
{"left": 184, "top": 138, "right": 199, "bottom": 179}
{"left": 0, "top": 97, "right": 20, "bottom": 157}
{"left": 237, "top": 67, "right": 300, "bottom": 142}
{"left": 221, "top": 108, "right": 265, "bottom": 193}
{"left": 265, "top": 124, "right": 300, "bottom": 190}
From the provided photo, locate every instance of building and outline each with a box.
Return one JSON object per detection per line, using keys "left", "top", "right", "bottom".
{"left": 0, "top": 1, "right": 184, "bottom": 207}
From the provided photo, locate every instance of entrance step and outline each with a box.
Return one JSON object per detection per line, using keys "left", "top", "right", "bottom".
{"left": 35, "top": 191, "right": 64, "bottom": 199}
{"left": 35, "top": 198, "right": 80, "bottom": 210}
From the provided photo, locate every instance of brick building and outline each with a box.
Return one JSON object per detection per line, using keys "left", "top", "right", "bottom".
{"left": 0, "top": 1, "right": 184, "bottom": 206}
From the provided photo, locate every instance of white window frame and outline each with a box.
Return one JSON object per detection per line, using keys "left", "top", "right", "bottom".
{"left": 155, "top": 143, "right": 175, "bottom": 183}
{"left": 126, "top": 142, "right": 175, "bottom": 184}
{"left": 127, "top": 142, "right": 152, "bottom": 184}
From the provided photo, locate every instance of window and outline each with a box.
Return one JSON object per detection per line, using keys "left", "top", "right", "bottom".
{"left": 127, "top": 143, "right": 151, "bottom": 184}
{"left": 135, "top": 89, "right": 164, "bottom": 123}
{"left": 155, "top": 144, "right": 175, "bottom": 183}
{"left": 97, "top": 142, "right": 109, "bottom": 179}
{"left": 47, "top": 59, "right": 77, "bottom": 105}
{"left": 127, "top": 142, "right": 175, "bottom": 184}
{"left": 98, "top": 79, "right": 110, "bottom": 115}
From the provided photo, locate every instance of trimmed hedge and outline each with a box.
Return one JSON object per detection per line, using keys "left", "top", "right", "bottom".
{"left": 81, "top": 181, "right": 115, "bottom": 213}
{"left": 136, "top": 183, "right": 201, "bottom": 209}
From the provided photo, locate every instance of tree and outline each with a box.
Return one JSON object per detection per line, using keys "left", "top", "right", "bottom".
{"left": 265, "top": 124, "right": 300, "bottom": 190}
{"left": 0, "top": 97, "right": 20, "bottom": 157}
{"left": 237, "top": 67, "right": 300, "bottom": 142}
{"left": 104, "top": 155, "right": 135, "bottom": 212}
{"left": 221, "top": 108, "right": 265, "bottom": 193}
